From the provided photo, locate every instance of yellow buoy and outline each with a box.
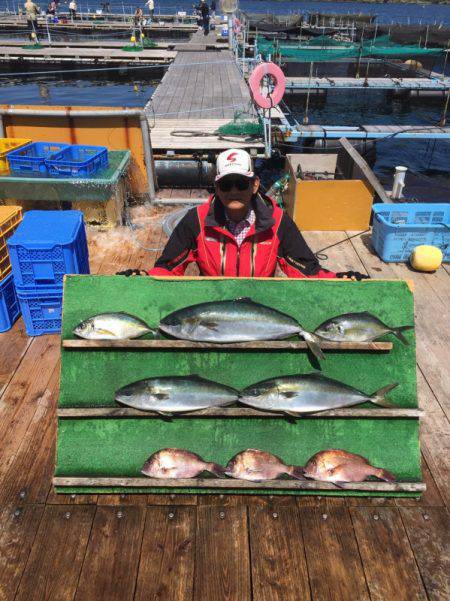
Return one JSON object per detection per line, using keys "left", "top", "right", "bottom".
{"left": 410, "top": 245, "right": 443, "bottom": 272}
{"left": 130, "top": 35, "right": 136, "bottom": 43}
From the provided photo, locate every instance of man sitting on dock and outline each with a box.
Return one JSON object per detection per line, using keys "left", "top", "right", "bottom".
{"left": 149, "top": 149, "right": 368, "bottom": 280}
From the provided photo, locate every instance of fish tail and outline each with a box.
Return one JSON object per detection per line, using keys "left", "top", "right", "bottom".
{"left": 369, "top": 382, "right": 399, "bottom": 407}
{"left": 393, "top": 325, "right": 414, "bottom": 345}
{"left": 291, "top": 466, "right": 306, "bottom": 480}
{"left": 375, "top": 468, "right": 396, "bottom": 482}
{"left": 207, "top": 462, "right": 227, "bottom": 478}
{"left": 302, "top": 331, "right": 325, "bottom": 361}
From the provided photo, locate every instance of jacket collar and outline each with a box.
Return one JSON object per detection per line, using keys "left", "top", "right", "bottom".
{"left": 205, "top": 193, "right": 275, "bottom": 233}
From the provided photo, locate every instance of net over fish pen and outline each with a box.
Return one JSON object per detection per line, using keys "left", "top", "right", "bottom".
{"left": 55, "top": 276, "right": 423, "bottom": 497}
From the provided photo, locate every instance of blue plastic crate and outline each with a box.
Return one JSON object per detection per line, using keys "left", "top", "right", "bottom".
{"left": 16, "top": 286, "right": 62, "bottom": 336}
{"left": 47, "top": 145, "right": 109, "bottom": 178}
{"left": 0, "top": 273, "right": 20, "bottom": 332}
{"left": 371, "top": 203, "right": 450, "bottom": 263}
{"left": 7, "top": 210, "right": 90, "bottom": 289}
{"left": 7, "top": 142, "right": 70, "bottom": 176}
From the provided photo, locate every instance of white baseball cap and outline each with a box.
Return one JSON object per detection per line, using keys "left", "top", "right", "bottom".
{"left": 215, "top": 148, "right": 254, "bottom": 181}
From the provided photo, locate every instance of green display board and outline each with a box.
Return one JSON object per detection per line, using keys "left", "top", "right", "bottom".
{"left": 56, "top": 275, "right": 422, "bottom": 496}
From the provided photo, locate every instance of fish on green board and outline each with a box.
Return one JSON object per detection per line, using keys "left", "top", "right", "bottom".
{"left": 159, "top": 297, "right": 325, "bottom": 359}
{"left": 116, "top": 375, "right": 239, "bottom": 415}
{"left": 141, "top": 448, "right": 225, "bottom": 478}
{"left": 225, "top": 449, "right": 304, "bottom": 482}
{"left": 73, "top": 312, "right": 155, "bottom": 340}
{"left": 239, "top": 374, "right": 398, "bottom": 416}
{"left": 314, "top": 312, "right": 413, "bottom": 344}
{"left": 302, "top": 449, "right": 396, "bottom": 484}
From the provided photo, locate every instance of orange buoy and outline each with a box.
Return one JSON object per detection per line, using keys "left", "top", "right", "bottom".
{"left": 249, "top": 62, "right": 286, "bottom": 109}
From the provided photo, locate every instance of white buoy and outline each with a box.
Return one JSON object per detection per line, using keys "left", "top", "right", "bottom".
{"left": 392, "top": 166, "right": 408, "bottom": 200}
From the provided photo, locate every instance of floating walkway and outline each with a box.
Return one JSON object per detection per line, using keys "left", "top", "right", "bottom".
{"left": 0, "top": 44, "right": 176, "bottom": 65}
{"left": 280, "top": 124, "right": 450, "bottom": 142}
{"left": 285, "top": 76, "right": 450, "bottom": 92}
{"left": 148, "top": 32, "right": 263, "bottom": 153}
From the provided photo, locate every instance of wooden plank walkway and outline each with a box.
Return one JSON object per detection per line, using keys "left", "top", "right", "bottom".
{"left": 0, "top": 45, "right": 176, "bottom": 64}
{"left": 148, "top": 32, "right": 261, "bottom": 151}
{"left": 0, "top": 201, "right": 449, "bottom": 600}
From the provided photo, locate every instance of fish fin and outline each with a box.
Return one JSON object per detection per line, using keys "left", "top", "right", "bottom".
{"left": 376, "top": 468, "right": 396, "bottom": 482}
{"left": 199, "top": 320, "right": 219, "bottom": 331}
{"left": 96, "top": 327, "right": 117, "bottom": 338}
{"left": 393, "top": 325, "right": 414, "bottom": 345}
{"left": 155, "top": 410, "right": 173, "bottom": 419}
{"left": 285, "top": 411, "right": 301, "bottom": 418}
{"left": 332, "top": 481, "right": 347, "bottom": 489}
{"left": 291, "top": 466, "right": 306, "bottom": 480}
{"left": 302, "top": 332, "right": 326, "bottom": 361}
{"left": 369, "top": 383, "right": 399, "bottom": 407}
{"left": 207, "top": 463, "right": 227, "bottom": 478}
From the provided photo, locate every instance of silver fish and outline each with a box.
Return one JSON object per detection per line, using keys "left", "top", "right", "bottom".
{"left": 225, "top": 449, "right": 304, "bottom": 481}
{"left": 74, "top": 312, "right": 155, "bottom": 340}
{"left": 314, "top": 312, "right": 413, "bottom": 344}
{"left": 116, "top": 375, "right": 239, "bottom": 415}
{"left": 159, "top": 298, "right": 325, "bottom": 360}
{"left": 302, "top": 449, "right": 396, "bottom": 484}
{"left": 240, "top": 374, "right": 398, "bottom": 416}
{"left": 141, "top": 448, "right": 225, "bottom": 478}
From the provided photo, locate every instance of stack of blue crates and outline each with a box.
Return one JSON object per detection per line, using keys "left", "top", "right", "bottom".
{"left": 7, "top": 211, "right": 90, "bottom": 336}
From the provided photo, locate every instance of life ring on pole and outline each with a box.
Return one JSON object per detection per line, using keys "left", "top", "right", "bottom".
{"left": 249, "top": 62, "right": 286, "bottom": 109}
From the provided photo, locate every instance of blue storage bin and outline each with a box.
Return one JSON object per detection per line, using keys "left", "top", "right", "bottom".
{"left": 47, "top": 145, "right": 109, "bottom": 178}
{"left": 0, "top": 273, "right": 20, "bottom": 332}
{"left": 372, "top": 203, "right": 450, "bottom": 263}
{"left": 7, "top": 210, "right": 90, "bottom": 289}
{"left": 16, "top": 286, "right": 62, "bottom": 336}
{"left": 7, "top": 142, "right": 70, "bottom": 175}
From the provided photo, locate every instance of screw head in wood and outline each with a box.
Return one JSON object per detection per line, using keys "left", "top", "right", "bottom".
{"left": 64, "top": 512, "right": 71, "bottom": 519}
{"left": 14, "top": 508, "right": 21, "bottom": 518}
{"left": 70, "top": 494, "right": 76, "bottom": 500}
{"left": 272, "top": 512, "right": 278, "bottom": 519}
{"left": 219, "top": 511, "right": 226, "bottom": 519}
{"left": 322, "top": 513, "right": 328, "bottom": 520}
{"left": 373, "top": 514, "right": 379, "bottom": 521}
{"left": 19, "top": 490, "right": 26, "bottom": 499}
{"left": 423, "top": 513, "right": 430, "bottom": 521}
{"left": 170, "top": 494, "right": 176, "bottom": 500}
{"left": 117, "top": 511, "right": 124, "bottom": 519}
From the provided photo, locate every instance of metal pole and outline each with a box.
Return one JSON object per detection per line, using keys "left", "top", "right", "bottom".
{"left": 228, "top": 13, "right": 234, "bottom": 51}
{"left": 45, "top": 15, "right": 51, "bottom": 45}
{"left": 140, "top": 113, "right": 157, "bottom": 201}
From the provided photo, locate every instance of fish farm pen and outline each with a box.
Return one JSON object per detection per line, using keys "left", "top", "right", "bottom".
{"left": 0, "top": 5, "right": 449, "bottom": 600}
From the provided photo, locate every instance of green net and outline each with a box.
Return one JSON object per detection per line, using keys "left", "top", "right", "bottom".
{"left": 257, "top": 34, "right": 443, "bottom": 62}
{"left": 216, "top": 112, "right": 264, "bottom": 136}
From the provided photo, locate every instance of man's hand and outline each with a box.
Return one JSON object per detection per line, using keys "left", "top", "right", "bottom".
{"left": 336, "top": 271, "right": 370, "bottom": 281}
{"left": 115, "top": 269, "right": 146, "bottom": 276}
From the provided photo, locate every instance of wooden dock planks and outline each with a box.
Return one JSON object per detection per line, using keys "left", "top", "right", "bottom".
{"left": 0, "top": 205, "right": 449, "bottom": 600}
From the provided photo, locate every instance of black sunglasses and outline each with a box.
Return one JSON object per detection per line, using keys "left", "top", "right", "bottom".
{"left": 217, "top": 176, "right": 252, "bottom": 192}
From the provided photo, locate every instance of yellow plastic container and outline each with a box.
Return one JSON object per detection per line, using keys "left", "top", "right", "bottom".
{"left": 0, "top": 138, "right": 32, "bottom": 174}
{"left": 0, "top": 206, "right": 23, "bottom": 280}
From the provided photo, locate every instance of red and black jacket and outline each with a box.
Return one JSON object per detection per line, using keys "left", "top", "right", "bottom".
{"left": 150, "top": 193, "right": 336, "bottom": 278}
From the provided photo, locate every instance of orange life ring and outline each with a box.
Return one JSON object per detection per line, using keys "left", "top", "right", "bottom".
{"left": 249, "top": 62, "right": 286, "bottom": 109}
